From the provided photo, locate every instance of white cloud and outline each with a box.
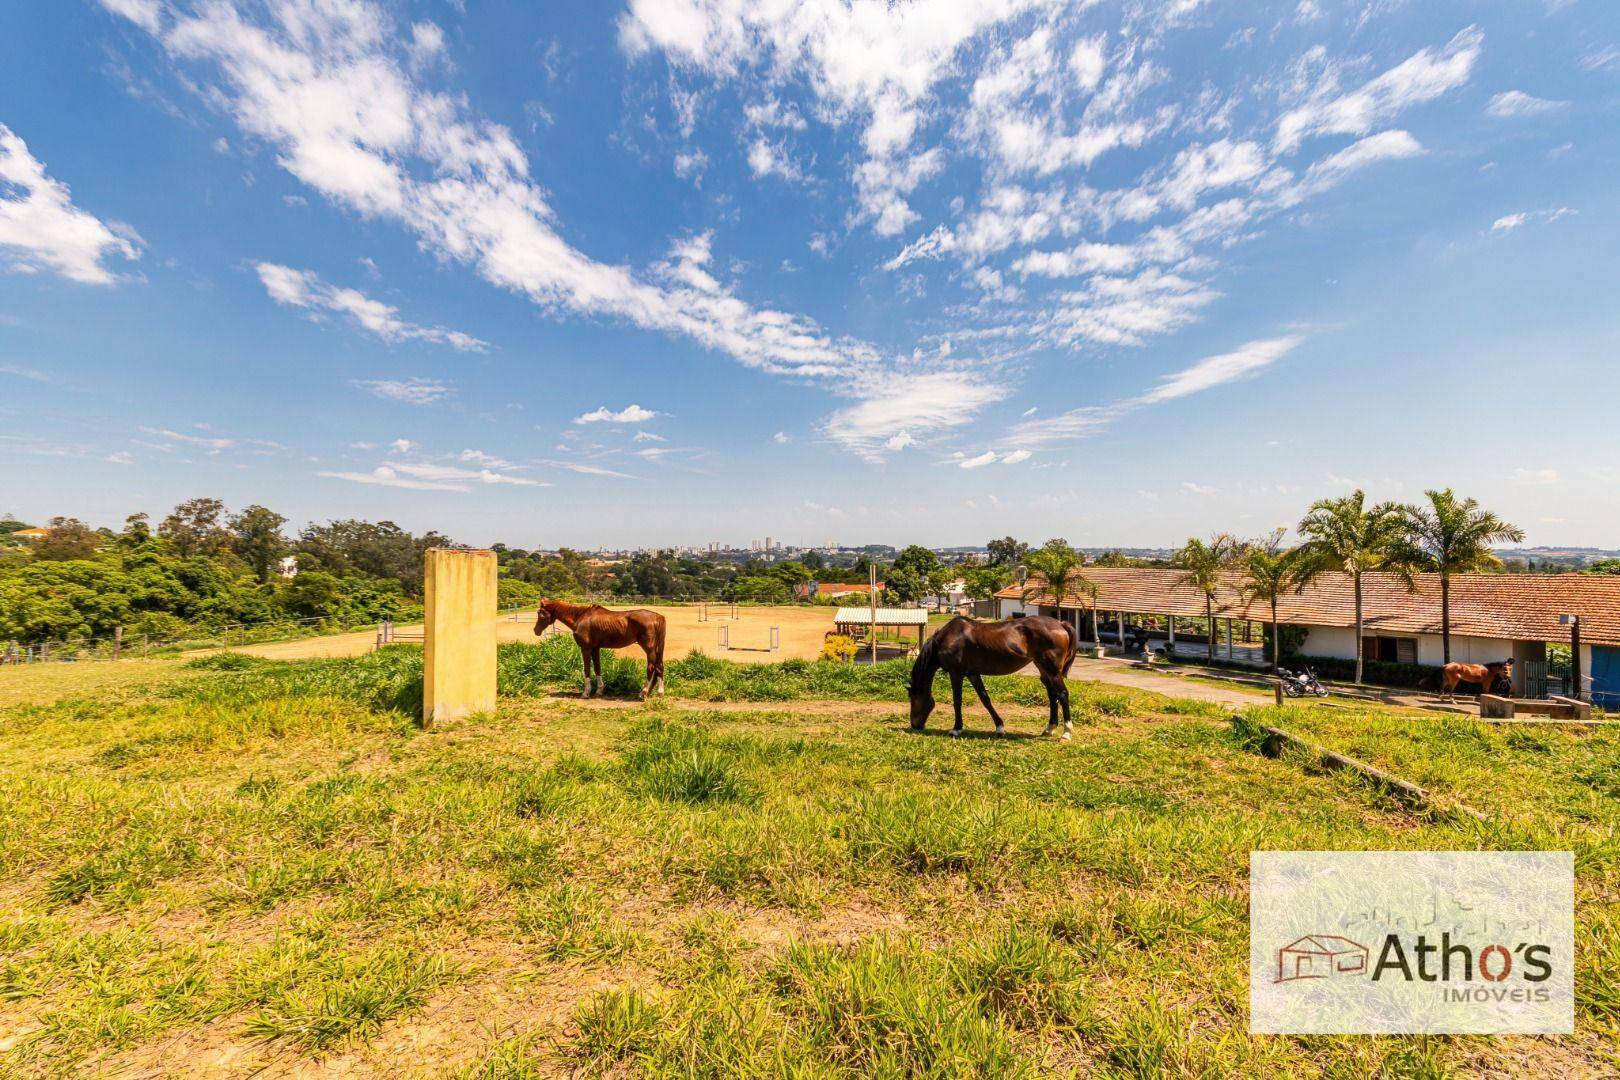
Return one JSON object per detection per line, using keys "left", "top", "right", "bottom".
{"left": 541, "top": 459, "right": 641, "bottom": 479}
{"left": 884, "top": 431, "right": 917, "bottom": 452}
{"left": 0, "top": 123, "right": 141, "bottom": 284}
{"left": 255, "top": 263, "right": 487, "bottom": 351}
{"left": 634, "top": 431, "right": 667, "bottom": 443}
{"left": 1135, "top": 335, "right": 1302, "bottom": 405}
{"left": 1485, "top": 91, "right": 1565, "bottom": 118}
{"left": 106, "top": 451, "right": 136, "bottom": 465}
{"left": 136, "top": 425, "right": 285, "bottom": 456}
{"left": 619, "top": 0, "right": 1053, "bottom": 234}
{"left": 747, "top": 138, "right": 806, "bottom": 182}
{"left": 958, "top": 450, "right": 997, "bottom": 469}
{"left": 673, "top": 149, "right": 708, "bottom": 181}
{"left": 1008, "top": 405, "right": 1119, "bottom": 446}
{"left": 574, "top": 403, "right": 660, "bottom": 424}
{"left": 1274, "top": 26, "right": 1483, "bottom": 152}
{"left": 390, "top": 438, "right": 414, "bottom": 453}
{"left": 1511, "top": 467, "right": 1559, "bottom": 485}
{"left": 823, "top": 369, "right": 1007, "bottom": 460}
{"left": 99, "top": 0, "right": 162, "bottom": 33}
{"left": 319, "top": 465, "right": 460, "bottom": 491}
{"left": 1491, "top": 207, "right": 1575, "bottom": 233}
{"left": 320, "top": 456, "right": 545, "bottom": 492}
{"left": 773, "top": 431, "right": 791, "bottom": 444}
{"left": 1009, "top": 335, "right": 1303, "bottom": 448}
{"left": 408, "top": 21, "right": 446, "bottom": 68}
{"left": 1181, "top": 480, "right": 1218, "bottom": 495}
{"left": 111, "top": 0, "right": 891, "bottom": 427}
{"left": 1000, "top": 449, "right": 1032, "bottom": 464}
{"left": 1297, "top": 130, "right": 1424, "bottom": 193}
{"left": 351, "top": 377, "right": 456, "bottom": 405}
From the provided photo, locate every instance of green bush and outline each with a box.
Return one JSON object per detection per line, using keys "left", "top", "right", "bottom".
{"left": 1281, "top": 653, "right": 1437, "bottom": 689}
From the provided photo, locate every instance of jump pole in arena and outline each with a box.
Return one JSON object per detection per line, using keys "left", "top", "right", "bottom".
{"left": 698, "top": 602, "right": 739, "bottom": 623}
{"left": 423, "top": 548, "right": 498, "bottom": 728}
{"left": 717, "top": 624, "right": 780, "bottom": 653}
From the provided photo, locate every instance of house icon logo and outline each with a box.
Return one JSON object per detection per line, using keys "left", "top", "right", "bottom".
{"left": 1275, "top": 935, "right": 1369, "bottom": 983}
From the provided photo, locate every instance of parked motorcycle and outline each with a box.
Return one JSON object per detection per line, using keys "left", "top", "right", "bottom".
{"left": 1279, "top": 667, "right": 1329, "bottom": 698}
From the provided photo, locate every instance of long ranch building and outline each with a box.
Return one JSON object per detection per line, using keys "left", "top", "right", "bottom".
{"left": 997, "top": 569, "right": 1620, "bottom": 704}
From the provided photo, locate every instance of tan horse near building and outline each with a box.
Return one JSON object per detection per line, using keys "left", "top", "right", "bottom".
{"left": 1440, "top": 659, "right": 1513, "bottom": 700}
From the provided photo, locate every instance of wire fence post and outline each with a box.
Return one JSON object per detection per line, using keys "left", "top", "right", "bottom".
{"left": 113, "top": 627, "right": 123, "bottom": 661}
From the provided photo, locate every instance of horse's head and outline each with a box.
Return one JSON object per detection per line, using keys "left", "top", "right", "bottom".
{"left": 908, "top": 685, "right": 935, "bottom": 729}
{"left": 533, "top": 602, "right": 556, "bottom": 636}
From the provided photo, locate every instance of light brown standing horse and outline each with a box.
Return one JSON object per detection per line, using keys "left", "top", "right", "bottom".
{"left": 534, "top": 600, "right": 666, "bottom": 699}
{"left": 909, "top": 615, "right": 1079, "bottom": 739}
{"left": 1440, "top": 659, "right": 1513, "bottom": 700}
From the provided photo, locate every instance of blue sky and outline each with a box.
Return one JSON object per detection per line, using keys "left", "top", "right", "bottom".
{"left": 2, "top": 0, "right": 1617, "bottom": 550}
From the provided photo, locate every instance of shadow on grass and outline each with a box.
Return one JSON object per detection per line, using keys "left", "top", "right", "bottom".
{"left": 905, "top": 726, "right": 1041, "bottom": 741}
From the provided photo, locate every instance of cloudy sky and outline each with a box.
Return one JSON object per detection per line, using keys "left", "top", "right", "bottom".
{"left": 2, "top": 1, "right": 1616, "bottom": 549}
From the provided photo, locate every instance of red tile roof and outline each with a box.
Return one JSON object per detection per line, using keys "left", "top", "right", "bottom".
{"left": 997, "top": 568, "right": 1620, "bottom": 646}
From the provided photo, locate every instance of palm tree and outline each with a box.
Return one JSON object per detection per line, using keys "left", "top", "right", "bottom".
{"left": 1174, "top": 534, "right": 1236, "bottom": 662}
{"left": 1296, "top": 490, "right": 1408, "bottom": 684}
{"left": 1395, "top": 489, "right": 1526, "bottom": 664}
{"left": 1078, "top": 578, "right": 1102, "bottom": 651}
{"left": 1021, "top": 539, "right": 1090, "bottom": 638}
{"left": 1236, "top": 530, "right": 1311, "bottom": 676}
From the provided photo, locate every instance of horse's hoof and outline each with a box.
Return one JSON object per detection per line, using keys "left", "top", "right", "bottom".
{"left": 1060, "top": 731, "right": 1072, "bottom": 742}
{"left": 947, "top": 729, "right": 963, "bottom": 738}
{"left": 994, "top": 728, "right": 1007, "bottom": 737}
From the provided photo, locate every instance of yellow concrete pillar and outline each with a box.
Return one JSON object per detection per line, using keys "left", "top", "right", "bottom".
{"left": 423, "top": 548, "right": 497, "bottom": 727}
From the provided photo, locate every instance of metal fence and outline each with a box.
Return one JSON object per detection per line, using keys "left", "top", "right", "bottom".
{"left": 0, "top": 609, "right": 421, "bottom": 667}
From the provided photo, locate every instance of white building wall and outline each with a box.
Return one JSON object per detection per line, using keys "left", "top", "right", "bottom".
{"left": 1298, "top": 625, "right": 1514, "bottom": 666}
{"left": 1299, "top": 625, "right": 1359, "bottom": 661}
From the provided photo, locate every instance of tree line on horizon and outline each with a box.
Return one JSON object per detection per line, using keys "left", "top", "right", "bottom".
{"left": 3, "top": 487, "right": 1614, "bottom": 656}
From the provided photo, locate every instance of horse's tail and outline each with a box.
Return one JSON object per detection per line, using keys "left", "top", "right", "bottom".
{"left": 1057, "top": 618, "right": 1079, "bottom": 677}
{"left": 647, "top": 614, "right": 666, "bottom": 674}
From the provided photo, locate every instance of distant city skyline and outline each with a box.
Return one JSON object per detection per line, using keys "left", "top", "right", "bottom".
{"left": 3, "top": 1, "right": 1618, "bottom": 548}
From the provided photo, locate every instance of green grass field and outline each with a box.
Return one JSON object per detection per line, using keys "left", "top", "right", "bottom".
{"left": 0, "top": 642, "right": 1615, "bottom": 1076}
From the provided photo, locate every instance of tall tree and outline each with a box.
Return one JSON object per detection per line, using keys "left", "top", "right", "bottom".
{"left": 886, "top": 544, "right": 943, "bottom": 604}
{"left": 986, "top": 536, "right": 1028, "bottom": 568}
{"left": 32, "top": 517, "right": 101, "bottom": 561}
{"left": 1396, "top": 489, "right": 1525, "bottom": 664}
{"left": 159, "top": 497, "right": 229, "bottom": 558}
{"left": 119, "top": 512, "right": 152, "bottom": 546}
{"left": 1296, "top": 490, "right": 1408, "bottom": 684}
{"left": 230, "top": 505, "right": 289, "bottom": 583}
{"left": 1235, "top": 530, "right": 1311, "bottom": 676}
{"left": 1021, "top": 538, "right": 1088, "bottom": 634}
{"left": 296, "top": 519, "right": 452, "bottom": 596}
{"left": 1174, "top": 534, "right": 1236, "bottom": 662}
{"left": 962, "top": 560, "right": 1012, "bottom": 603}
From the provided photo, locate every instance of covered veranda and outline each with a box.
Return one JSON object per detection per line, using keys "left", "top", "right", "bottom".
{"left": 833, "top": 606, "right": 930, "bottom": 660}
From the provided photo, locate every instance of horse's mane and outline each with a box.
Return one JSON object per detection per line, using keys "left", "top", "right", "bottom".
{"left": 909, "top": 624, "right": 943, "bottom": 695}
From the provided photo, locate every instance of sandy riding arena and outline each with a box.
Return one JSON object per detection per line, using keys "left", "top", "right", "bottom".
{"left": 210, "top": 605, "right": 840, "bottom": 663}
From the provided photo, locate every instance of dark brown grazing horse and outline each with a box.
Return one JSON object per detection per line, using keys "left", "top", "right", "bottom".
{"left": 1441, "top": 659, "right": 1513, "bottom": 700}
{"left": 534, "top": 600, "right": 666, "bottom": 699}
{"left": 910, "top": 615, "right": 1079, "bottom": 739}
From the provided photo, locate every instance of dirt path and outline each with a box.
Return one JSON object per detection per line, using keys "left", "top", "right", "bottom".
{"left": 202, "top": 605, "right": 844, "bottom": 665}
